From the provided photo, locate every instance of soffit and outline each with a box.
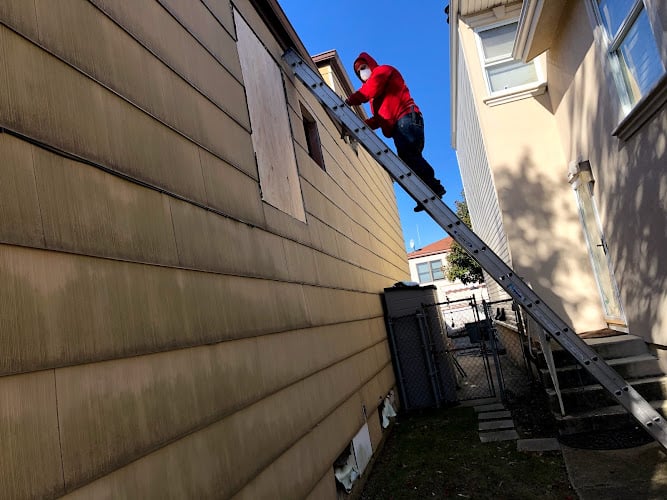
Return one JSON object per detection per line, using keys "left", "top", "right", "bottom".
{"left": 460, "top": 0, "right": 517, "bottom": 17}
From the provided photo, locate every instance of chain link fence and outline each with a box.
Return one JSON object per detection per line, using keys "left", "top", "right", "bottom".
{"left": 426, "top": 297, "right": 497, "bottom": 401}
{"left": 386, "top": 294, "right": 536, "bottom": 409}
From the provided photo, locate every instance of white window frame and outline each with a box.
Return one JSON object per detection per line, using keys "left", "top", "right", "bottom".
{"left": 416, "top": 259, "right": 445, "bottom": 284}
{"left": 587, "top": 0, "right": 667, "bottom": 139}
{"left": 474, "top": 18, "right": 547, "bottom": 106}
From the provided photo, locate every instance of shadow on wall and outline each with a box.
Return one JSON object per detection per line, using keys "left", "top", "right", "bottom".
{"left": 492, "top": 149, "right": 598, "bottom": 329}
{"left": 564, "top": 41, "right": 667, "bottom": 340}
{"left": 604, "top": 112, "right": 667, "bottom": 339}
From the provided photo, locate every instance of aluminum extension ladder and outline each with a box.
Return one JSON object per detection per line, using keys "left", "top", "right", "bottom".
{"left": 282, "top": 47, "right": 667, "bottom": 450}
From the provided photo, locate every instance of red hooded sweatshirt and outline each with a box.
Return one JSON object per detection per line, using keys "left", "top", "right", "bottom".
{"left": 346, "top": 52, "right": 420, "bottom": 138}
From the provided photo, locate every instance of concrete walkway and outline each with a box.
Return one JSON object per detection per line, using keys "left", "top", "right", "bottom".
{"left": 471, "top": 398, "right": 667, "bottom": 498}
{"left": 561, "top": 442, "right": 667, "bottom": 499}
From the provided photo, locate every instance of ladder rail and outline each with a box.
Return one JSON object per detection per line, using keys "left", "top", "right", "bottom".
{"left": 283, "top": 48, "right": 667, "bottom": 449}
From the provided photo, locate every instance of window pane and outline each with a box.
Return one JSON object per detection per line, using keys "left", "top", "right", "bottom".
{"left": 616, "top": 9, "right": 665, "bottom": 103}
{"left": 487, "top": 60, "right": 539, "bottom": 92}
{"left": 597, "top": 0, "right": 634, "bottom": 38}
{"left": 479, "top": 23, "right": 518, "bottom": 61}
{"left": 417, "top": 263, "right": 431, "bottom": 283}
{"left": 430, "top": 260, "right": 445, "bottom": 280}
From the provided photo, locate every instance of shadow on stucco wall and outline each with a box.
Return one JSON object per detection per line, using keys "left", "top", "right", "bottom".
{"left": 491, "top": 149, "right": 599, "bottom": 330}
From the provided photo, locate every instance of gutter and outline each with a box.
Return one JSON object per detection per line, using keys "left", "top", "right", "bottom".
{"left": 449, "top": 0, "right": 459, "bottom": 149}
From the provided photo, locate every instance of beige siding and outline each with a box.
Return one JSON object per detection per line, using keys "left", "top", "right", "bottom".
{"left": 0, "top": 372, "right": 64, "bottom": 499}
{"left": 306, "top": 471, "right": 337, "bottom": 500}
{"left": 0, "top": 0, "right": 406, "bottom": 496}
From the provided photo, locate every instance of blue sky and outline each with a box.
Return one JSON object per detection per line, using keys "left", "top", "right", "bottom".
{"left": 277, "top": 0, "right": 463, "bottom": 252}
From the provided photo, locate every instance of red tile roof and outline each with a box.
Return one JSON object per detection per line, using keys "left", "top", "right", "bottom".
{"left": 407, "top": 237, "right": 454, "bottom": 259}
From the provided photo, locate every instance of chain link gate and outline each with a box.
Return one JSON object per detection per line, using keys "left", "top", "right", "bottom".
{"left": 386, "top": 294, "right": 536, "bottom": 408}
{"left": 386, "top": 312, "right": 459, "bottom": 411}
{"left": 388, "top": 296, "right": 537, "bottom": 409}
{"left": 424, "top": 297, "right": 497, "bottom": 402}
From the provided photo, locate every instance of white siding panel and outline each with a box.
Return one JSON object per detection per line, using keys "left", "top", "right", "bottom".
{"left": 455, "top": 43, "right": 510, "bottom": 302}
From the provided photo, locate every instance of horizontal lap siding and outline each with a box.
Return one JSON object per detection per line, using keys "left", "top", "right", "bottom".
{"left": 0, "top": 372, "right": 63, "bottom": 499}
{"left": 0, "top": 0, "right": 404, "bottom": 497}
{"left": 56, "top": 319, "right": 388, "bottom": 490}
{"left": 456, "top": 45, "right": 510, "bottom": 301}
{"left": 60, "top": 351, "right": 394, "bottom": 498}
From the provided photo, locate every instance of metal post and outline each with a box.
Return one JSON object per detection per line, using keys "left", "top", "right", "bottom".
{"left": 483, "top": 300, "right": 506, "bottom": 401}
{"left": 386, "top": 317, "right": 410, "bottom": 411}
{"left": 416, "top": 312, "right": 442, "bottom": 407}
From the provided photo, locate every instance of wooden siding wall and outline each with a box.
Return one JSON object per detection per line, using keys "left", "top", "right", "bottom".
{"left": 0, "top": 0, "right": 407, "bottom": 498}
{"left": 455, "top": 42, "right": 511, "bottom": 302}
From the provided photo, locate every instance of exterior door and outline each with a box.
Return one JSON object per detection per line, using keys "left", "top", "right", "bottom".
{"left": 573, "top": 170, "right": 626, "bottom": 324}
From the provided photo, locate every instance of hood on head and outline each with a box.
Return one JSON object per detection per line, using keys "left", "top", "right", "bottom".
{"left": 353, "top": 52, "right": 378, "bottom": 81}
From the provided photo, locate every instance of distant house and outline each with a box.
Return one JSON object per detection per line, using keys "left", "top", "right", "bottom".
{"left": 407, "top": 237, "right": 489, "bottom": 304}
{"left": 448, "top": 0, "right": 667, "bottom": 345}
{"left": 0, "top": 1, "right": 408, "bottom": 498}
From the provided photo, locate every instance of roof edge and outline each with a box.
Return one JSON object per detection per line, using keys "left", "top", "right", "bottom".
{"left": 249, "top": 0, "right": 318, "bottom": 71}
{"left": 312, "top": 50, "right": 356, "bottom": 96}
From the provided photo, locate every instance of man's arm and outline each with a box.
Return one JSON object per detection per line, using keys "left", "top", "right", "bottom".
{"left": 364, "top": 116, "right": 381, "bottom": 129}
{"left": 345, "top": 65, "right": 393, "bottom": 105}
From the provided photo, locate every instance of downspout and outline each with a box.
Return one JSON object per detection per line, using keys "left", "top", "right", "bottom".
{"left": 448, "top": 0, "right": 459, "bottom": 149}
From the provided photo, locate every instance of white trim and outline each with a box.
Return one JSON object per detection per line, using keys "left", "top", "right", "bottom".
{"left": 474, "top": 18, "right": 546, "bottom": 100}
{"left": 568, "top": 161, "right": 627, "bottom": 325}
{"left": 513, "top": 0, "right": 543, "bottom": 62}
{"left": 613, "top": 72, "right": 667, "bottom": 140}
{"left": 483, "top": 81, "right": 547, "bottom": 106}
{"left": 587, "top": 0, "right": 666, "bottom": 121}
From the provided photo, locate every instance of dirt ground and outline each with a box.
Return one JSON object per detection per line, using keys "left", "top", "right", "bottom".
{"left": 359, "top": 387, "right": 575, "bottom": 499}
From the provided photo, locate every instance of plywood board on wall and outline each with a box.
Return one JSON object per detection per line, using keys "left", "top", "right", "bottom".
{"left": 234, "top": 8, "right": 305, "bottom": 221}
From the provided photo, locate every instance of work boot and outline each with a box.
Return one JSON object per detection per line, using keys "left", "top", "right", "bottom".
{"left": 413, "top": 184, "right": 445, "bottom": 212}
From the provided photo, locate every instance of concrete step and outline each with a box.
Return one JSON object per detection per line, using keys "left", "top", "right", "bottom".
{"left": 546, "top": 376, "right": 667, "bottom": 414}
{"left": 541, "top": 354, "right": 663, "bottom": 389}
{"left": 555, "top": 400, "right": 667, "bottom": 436}
{"left": 535, "top": 334, "right": 667, "bottom": 436}
{"left": 538, "top": 334, "right": 649, "bottom": 368}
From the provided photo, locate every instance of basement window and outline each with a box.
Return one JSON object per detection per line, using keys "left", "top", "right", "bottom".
{"left": 300, "top": 104, "right": 325, "bottom": 170}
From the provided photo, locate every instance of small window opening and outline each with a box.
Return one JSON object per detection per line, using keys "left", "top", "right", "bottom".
{"left": 300, "top": 104, "right": 325, "bottom": 170}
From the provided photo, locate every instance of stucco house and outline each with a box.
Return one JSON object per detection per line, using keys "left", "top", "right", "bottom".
{"left": 407, "top": 236, "right": 489, "bottom": 304}
{"left": 449, "top": 0, "right": 666, "bottom": 343}
{"left": 448, "top": 0, "right": 667, "bottom": 427}
{"left": 0, "top": 1, "right": 408, "bottom": 497}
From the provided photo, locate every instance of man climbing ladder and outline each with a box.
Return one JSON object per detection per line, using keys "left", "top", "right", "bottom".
{"left": 282, "top": 47, "right": 667, "bottom": 452}
{"left": 345, "top": 52, "right": 445, "bottom": 212}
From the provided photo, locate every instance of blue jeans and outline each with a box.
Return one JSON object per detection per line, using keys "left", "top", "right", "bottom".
{"left": 393, "top": 112, "right": 443, "bottom": 194}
